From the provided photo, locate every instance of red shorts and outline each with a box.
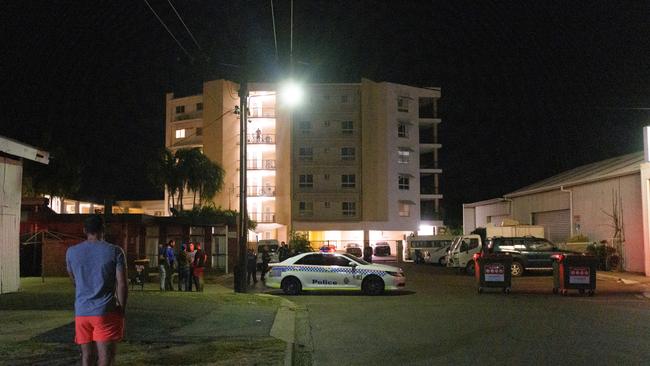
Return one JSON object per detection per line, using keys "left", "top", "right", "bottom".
{"left": 75, "top": 312, "right": 124, "bottom": 344}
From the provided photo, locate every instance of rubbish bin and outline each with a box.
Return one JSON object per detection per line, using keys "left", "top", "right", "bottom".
{"left": 475, "top": 253, "right": 512, "bottom": 294}
{"left": 132, "top": 259, "right": 150, "bottom": 290}
{"left": 552, "top": 254, "right": 597, "bottom": 296}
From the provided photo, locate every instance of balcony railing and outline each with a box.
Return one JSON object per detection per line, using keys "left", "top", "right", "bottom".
{"left": 174, "top": 111, "right": 203, "bottom": 121}
{"left": 245, "top": 159, "right": 276, "bottom": 170}
{"left": 244, "top": 133, "right": 276, "bottom": 144}
{"left": 249, "top": 108, "right": 276, "bottom": 118}
{"left": 237, "top": 186, "right": 276, "bottom": 197}
{"left": 249, "top": 212, "right": 276, "bottom": 223}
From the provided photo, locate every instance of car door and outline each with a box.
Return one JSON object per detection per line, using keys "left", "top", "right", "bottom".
{"left": 294, "top": 253, "right": 326, "bottom": 289}
{"left": 526, "top": 238, "right": 555, "bottom": 268}
{"left": 323, "top": 254, "right": 357, "bottom": 288}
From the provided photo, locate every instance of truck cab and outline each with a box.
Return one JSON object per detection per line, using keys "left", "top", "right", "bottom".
{"left": 446, "top": 234, "right": 483, "bottom": 274}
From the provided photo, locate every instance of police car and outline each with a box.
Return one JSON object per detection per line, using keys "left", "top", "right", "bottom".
{"left": 265, "top": 252, "right": 406, "bottom": 295}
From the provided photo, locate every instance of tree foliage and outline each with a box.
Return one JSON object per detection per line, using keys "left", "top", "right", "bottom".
{"left": 22, "top": 147, "right": 81, "bottom": 199}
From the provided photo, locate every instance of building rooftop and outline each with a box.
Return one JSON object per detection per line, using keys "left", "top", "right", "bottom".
{"left": 505, "top": 151, "right": 644, "bottom": 198}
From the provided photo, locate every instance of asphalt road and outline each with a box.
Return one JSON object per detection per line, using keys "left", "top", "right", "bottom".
{"left": 274, "top": 262, "right": 650, "bottom": 366}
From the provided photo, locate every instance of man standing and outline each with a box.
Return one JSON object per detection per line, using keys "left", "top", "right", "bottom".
{"left": 66, "top": 215, "right": 127, "bottom": 366}
{"left": 178, "top": 244, "right": 190, "bottom": 291}
{"left": 260, "top": 246, "right": 271, "bottom": 282}
{"left": 187, "top": 242, "right": 196, "bottom": 291}
{"left": 165, "top": 240, "right": 176, "bottom": 290}
{"left": 158, "top": 244, "right": 168, "bottom": 291}
{"left": 247, "top": 248, "right": 257, "bottom": 285}
{"left": 192, "top": 243, "right": 207, "bottom": 292}
{"left": 278, "top": 241, "right": 289, "bottom": 262}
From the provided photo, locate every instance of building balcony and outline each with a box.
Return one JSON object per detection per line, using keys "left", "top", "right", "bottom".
{"left": 249, "top": 108, "right": 276, "bottom": 118}
{"left": 237, "top": 186, "right": 276, "bottom": 197}
{"left": 419, "top": 143, "right": 442, "bottom": 153}
{"left": 245, "top": 159, "right": 276, "bottom": 170}
{"left": 249, "top": 211, "right": 276, "bottom": 223}
{"left": 421, "top": 193, "right": 443, "bottom": 200}
{"left": 237, "top": 134, "right": 276, "bottom": 144}
{"left": 420, "top": 168, "right": 442, "bottom": 174}
{"left": 173, "top": 111, "right": 203, "bottom": 122}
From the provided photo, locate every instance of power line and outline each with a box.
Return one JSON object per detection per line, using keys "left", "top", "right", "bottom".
{"left": 143, "top": 0, "right": 193, "bottom": 61}
{"left": 167, "top": 0, "right": 202, "bottom": 51}
{"left": 270, "top": 0, "right": 279, "bottom": 62}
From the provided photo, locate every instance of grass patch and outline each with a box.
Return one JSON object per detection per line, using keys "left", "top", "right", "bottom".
{"left": 1, "top": 277, "right": 285, "bottom": 365}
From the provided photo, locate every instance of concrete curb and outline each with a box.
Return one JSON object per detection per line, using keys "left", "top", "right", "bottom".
{"left": 270, "top": 299, "right": 298, "bottom": 366}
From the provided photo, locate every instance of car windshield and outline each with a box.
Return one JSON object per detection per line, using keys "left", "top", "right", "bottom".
{"left": 342, "top": 253, "right": 369, "bottom": 265}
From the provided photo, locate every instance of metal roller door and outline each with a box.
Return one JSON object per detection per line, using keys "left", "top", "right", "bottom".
{"left": 532, "top": 210, "right": 570, "bottom": 243}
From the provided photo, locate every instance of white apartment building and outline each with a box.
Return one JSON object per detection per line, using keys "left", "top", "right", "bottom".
{"left": 165, "top": 79, "right": 443, "bottom": 251}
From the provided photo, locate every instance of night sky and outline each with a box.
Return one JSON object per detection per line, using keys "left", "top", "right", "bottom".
{"left": 3, "top": 1, "right": 650, "bottom": 225}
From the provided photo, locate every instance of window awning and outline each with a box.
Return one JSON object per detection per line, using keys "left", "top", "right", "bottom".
{"left": 399, "top": 200, "right": 416, "bottom": 205}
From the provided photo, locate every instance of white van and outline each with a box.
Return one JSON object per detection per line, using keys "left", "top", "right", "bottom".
{"left": 446, "top": 235, "right": 483, "bottom": 274}
{"left": 256, "top": 239, "right": 280, "bottom": 267}
{"left": 406, "top": 235, "right": 455, "bottom": 265}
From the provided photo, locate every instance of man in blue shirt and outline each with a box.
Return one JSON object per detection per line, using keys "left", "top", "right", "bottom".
{"left": 66, "top": 215, "right": 127, "bottom": 366}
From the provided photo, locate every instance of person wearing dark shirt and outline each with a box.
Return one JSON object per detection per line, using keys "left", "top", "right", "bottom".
{"left": 260, "top": 246, "right": 271, "bottom": 281}
{"left": 247, "top": 249, "right": 257, "bottom": 285}
{"left": 178, "top": 244, "right": 190, "bottom": 291}
{"left": 192, "top": 243, "right": 207, "bottom": 292}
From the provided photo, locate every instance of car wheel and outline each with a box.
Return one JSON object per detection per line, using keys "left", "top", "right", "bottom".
{"left": 362, "top": 276, "right": 385, "bottom": 295}
{"left": 281, "top": 277, "right": 302, "bottom": 295}
{"left": 511, "top": 261, "right": 524, "bottom": 277}
{"left": 438, "top": 257, "right": 446, "bottom": 266}
{"left": 466, "top": 261, "right": 475, "bottom": 276}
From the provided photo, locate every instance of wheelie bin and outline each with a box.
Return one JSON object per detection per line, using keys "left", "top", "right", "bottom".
{"left": 552, "top": 254, "right": 597, "bottom": 296}
{"left": 474, "top": 253, "right": 513, "bottom": 294}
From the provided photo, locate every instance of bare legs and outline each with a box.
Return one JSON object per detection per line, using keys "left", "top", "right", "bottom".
{"left": 80, "top": 342, "right": 117, "bottom": 366}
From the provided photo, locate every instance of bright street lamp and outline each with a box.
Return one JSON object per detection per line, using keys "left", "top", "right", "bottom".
{"left": 279, "top": 79, "right": 304, "bottom": 107}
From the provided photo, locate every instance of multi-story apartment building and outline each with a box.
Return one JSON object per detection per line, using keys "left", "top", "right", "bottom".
{"left": 165, "top": 78, "right": 443, "bottom": 251}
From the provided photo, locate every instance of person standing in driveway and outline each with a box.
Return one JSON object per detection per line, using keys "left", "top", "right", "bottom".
{"left": 260, "top": 246, "right": 271, "bottom": 281}
{"left": 247, "top": 248, "right": 258, "bottom": 285}
{"left": 66, "top": 215, "right": 127, "bottom": 366}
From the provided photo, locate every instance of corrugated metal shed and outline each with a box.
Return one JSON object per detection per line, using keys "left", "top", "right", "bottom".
{"left": 505, "top": 152, "right": 644, "bottom": 198}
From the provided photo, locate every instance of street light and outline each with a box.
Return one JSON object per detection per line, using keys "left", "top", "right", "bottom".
{"left": 235, "top": 79, "right": 304, "bottom": 293}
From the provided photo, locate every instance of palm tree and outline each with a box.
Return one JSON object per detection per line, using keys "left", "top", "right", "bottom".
{"left": 157, "top": 149, "right": 182, "bottom": 211}
{"left": 198, "top": 156, "right": 225, "bottom": 205}
{"left": 176, "top": 148, "right": 204, "bottom": 209}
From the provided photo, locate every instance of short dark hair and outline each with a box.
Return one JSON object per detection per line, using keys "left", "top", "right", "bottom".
{"left": 84, "top": 215, "right": 104, "bottom": 235}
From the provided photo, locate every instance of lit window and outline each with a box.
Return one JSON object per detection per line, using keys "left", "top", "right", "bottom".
{"left": 299, "top": 121, "right": 311, "bottom": 134}
{"left": 299, "top": 174, "right": 313, "bottom": 188}
{"left": 175, "top": 129, "right": 186, "bottom": 138}
{"left": 399, "top": 202, "right": 411, "bottom": 217}
{"left": 397, "top": 97, "right": 409, "bottom": 112}
{"left": 196, "top": 102, "right": 203, "bottom": 111}
{"left": 341, "top": 147, "right": 355, "bottom": 161}
{"left": 398, "top": 122, "right": 409, "bottom": 138}
{"left": 299, "top": 147, "right": 313, "bottom": 161}
{"left": 341, "top": 174, "right": 356, "bottom": 188}
{"left": 398, "top": 175, "right": 410, "bottom": 190}
{"left": 175, "top": 105, "right": 185, "bottom": 114}
{"left": 299, "top": 201, "right": 313, "bottom": 217}
{"left": 398, "top": 149, "right": 410, "bottom": 164}
{"left": 342, "top": 202, "right": 356, "bottom": 216}
{"left": 341, "top": 121, "right": 353, "bottom": 135}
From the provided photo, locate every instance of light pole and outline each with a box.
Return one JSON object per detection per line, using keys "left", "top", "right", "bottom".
{"left": 235, "top": 80, "right": 249, "bottom": 293}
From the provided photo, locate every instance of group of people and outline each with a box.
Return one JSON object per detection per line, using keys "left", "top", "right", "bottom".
{"left": 246, "top": 241, "right": 290, "bottom": 285}
{"left": 158, "top": 239, "right": 207, "bottom": 292}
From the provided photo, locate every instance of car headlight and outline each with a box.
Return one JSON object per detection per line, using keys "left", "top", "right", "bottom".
{"left": 386, "top": 271, "right": 404, "bottom": 277}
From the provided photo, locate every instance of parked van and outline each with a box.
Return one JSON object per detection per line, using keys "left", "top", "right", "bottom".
{"left": 406, "top": 235, "right": 455, "bottom": 265}
{"left": 256, "top": 239, "right": 280, "bottom": 268}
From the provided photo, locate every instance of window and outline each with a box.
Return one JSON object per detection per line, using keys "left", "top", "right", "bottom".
{"left": 398, "top": 149, "right": 410, "bottom": 164}
{"left": 299, "top": 121, "right": 311, "bottom": 134}
{"left": 398, "top": 122, "right": 409, "bottom": 138}
{"left": 299, "top": 147, "right": 313, "bottom": 161}
{"left": 397, "top": 97, "right": 409, "bottom": 112}
{"left": 299, "top": 174, "right": 313, "bottom": 188}
{"left": 399, "top": 202, "right": 411, "bottom": 217}
{"left": 468, "top": 239, "right": 479, "bottom": 251}
{"left": 341, "top": 147, "right": 355, "bottom": 161}
{"left": 324, "top": 255, "right": 354, "bottom": 266}
{"left": 175, "top": 105, "right": 185, "bottom": 114}
{"left": 341, "top": 174, "right": 356, "bottom": 188}
{"left": 398, "top": 175, "right": 410, "bottom": 190}
{"left": 323, "top": 121, "right": 331, "bottom": 127}
{"left": 175, "top": 129, "right": 186, "bottom": 138}
{"left": 324, "top": 174, "right": 330, "bottom": 180}
{"left": 527, "top": 239, "right": 554, "bottom": 251}
{"left": 299, "top": 201, "right": 313, "bottom": 217}
{"left": 196, "top": 127, "right": 203, "bottom": 136}
{"left": 296, "top": 253, "right": 324, "bottom": 265}
{"left": 341, "top": 121, "right": 353, "bottom": 135}
{"left": 324, "top": 201, "right": 331, "bottom": 208}
{"left": 342, "top": 202, "right": 356, "bottom": 216}
{"left": 196, "top": 102, "right": 203, "bottom": 111}
{"left": 341, "top": 95, "right": 349, "bottom": 103}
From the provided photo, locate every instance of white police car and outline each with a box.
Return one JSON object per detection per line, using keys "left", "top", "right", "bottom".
{"left": 265, "top": 252, "right": 406, "bottom": 295}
